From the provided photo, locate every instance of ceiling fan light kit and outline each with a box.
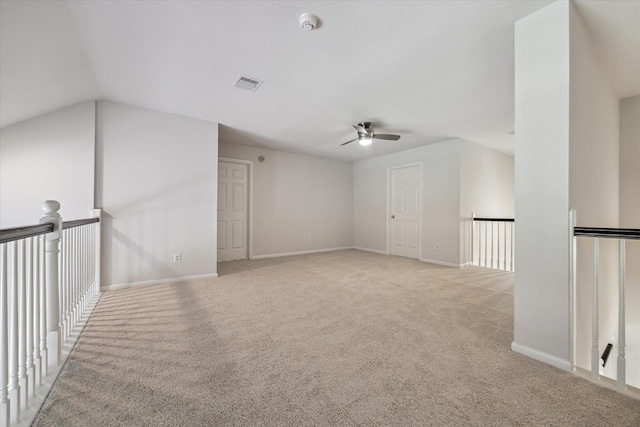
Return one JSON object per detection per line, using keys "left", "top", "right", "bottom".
{"left": 340, "top": 122, "right": 401, "bottom": 147}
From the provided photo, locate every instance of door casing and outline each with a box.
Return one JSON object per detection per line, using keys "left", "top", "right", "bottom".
{"left": 218, "top": 157, "right": 253, "bottom": 260}
{"left": 386, "top": 162, "right": 422, "bottom": 259}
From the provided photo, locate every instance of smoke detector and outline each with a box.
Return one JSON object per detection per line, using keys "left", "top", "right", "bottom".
{"left": 299, "top": 13, "right": 318, "bottom": 31}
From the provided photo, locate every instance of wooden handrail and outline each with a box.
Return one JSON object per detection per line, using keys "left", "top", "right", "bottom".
{"left": 574, "top": 227, "right": 640, "bottom": 240}
{"left": 0, "top": 217, "right": 100, "bottom": 244}
{"left": 62, "top": 218, "right": 100, "bottom": 230}
{"left": 0, "top": 223, "right": 54, "bottom": 244}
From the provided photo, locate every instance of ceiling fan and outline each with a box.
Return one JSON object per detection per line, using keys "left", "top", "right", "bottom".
{"left": 340, "top": 122, "right": 401, "bottom": 146}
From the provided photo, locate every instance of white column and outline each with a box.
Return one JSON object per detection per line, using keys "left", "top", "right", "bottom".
{"left": 0, "top": 244, "right": 9, "bottom": 426}
{"left": 92, "top": 209, "right": 101, "bottom": 296}
{"left": 40, "top": 200, "right": 62, "bottom": 372}
{"left": 617, "top": 239, "right": 626, "bottom": 390}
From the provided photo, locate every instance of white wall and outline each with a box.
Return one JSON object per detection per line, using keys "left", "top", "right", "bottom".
{"left": 353, "top": 139, "right": 461, "bottom": 266}
{"left": 460, "top": 141, "right": 514, "bottom": 218}
{"left": 569, "top": 3, "right": 620, "bottom": 376}
{"left": 514, "top": 0, "right": 624, "bottom": 373}
{"left": 459, "top": 140, "right": 514, "bottom": 264}
{"left": 620, "top": 95, "right": 640, "bottom": 387}
{"left": 96, "top": 101, "right": 218, "bottom": 288}
{"left": 514, "top": 1, "right": 572, "bottom": 369}
{"left": 0, "top": 101, "right": 95, "bottom": 227}
{"left": 218, "top": 141, "right": 352, "bottom": 257}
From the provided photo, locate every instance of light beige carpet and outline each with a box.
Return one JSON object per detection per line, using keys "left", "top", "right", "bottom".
{"left": 33, "top": 250, "right": 639, "bottom": 426}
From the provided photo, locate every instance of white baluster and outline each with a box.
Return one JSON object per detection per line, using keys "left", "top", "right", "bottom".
{"left": 80, "top": 227, "right": 84, "bottom": 320}
{"left": 503, "top": 222, "right": 507, "bottom": 271}
{"left": 617, "top": 239, "right": 626, "bottom": 390}
{"left": 470, "top": 213, "right": 475, "bottom": 266}
{"left": 591, "top": 238, "right": 599, "bottom": 379}
{"left": 510, "top": 223, "right": 515, "bottom": 272}
{"left": 39, "top": 235, "right": 47, "bottom": 376}
{"left": 8, "top": 242, "right": 19, "bottom": 423}
{"left": 40, "top": 200, "right": 62, "bottom": 371}
{"left": 79, "top": 226, "right": 84, "bottom": 318}
{"left": 484, "top": 222, "right": 488, "bottom": 267}
{"left": 18, "top": 240, "right": 28, "bottom": 409}
{"left": 64, "top": 229, "right": 70, "bottom": 341}
{"left": 67, "top": 227, "right": 72, "bottom": 339}
{"left": 26, "top": 239, "right": 35, "bottom": 397}
{"left": 33, "top": 237, "right": 42, "bottom": 388}
{"left": 0, "top": 244, "right": 10, "bottom": 426}
{"left": 490, "top": 221, "right": 495, "bottom": 268}
{"left": 82, "top": 226, "right": 87, "bottom": 315}
{"left": 496, "top": 222, "right": 501, "bottom": 270}
{"left": 72, "top": 227, "right": 77, "bottom": 330}
{"left": 65, "top": 229, "right": 71, "bottom": 338}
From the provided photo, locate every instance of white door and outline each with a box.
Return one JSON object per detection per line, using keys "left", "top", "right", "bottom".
{"left": 217, "top": 161, "right": 249, "bottom": 261}
{"left": 390, "top": 165, "right": 420, "bottom": 259}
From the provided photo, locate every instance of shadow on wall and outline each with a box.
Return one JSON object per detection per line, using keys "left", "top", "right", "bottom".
{"left": 97, "top": 171, "right": 217, "bottom": 288}
{"left": 219, "top": 125, "right": 295, "bottom": 152}
{"left": 100, "top": 212, "right": 183, "bottom": 288}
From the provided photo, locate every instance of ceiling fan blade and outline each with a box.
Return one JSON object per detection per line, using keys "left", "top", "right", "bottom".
{"left": 373, "top": 134, "right": 401, "bottom": 141}
{"left": 340, "top": 138, "right": 359, "bottom": 146}
{"left": 352, "top": 124, "right": 367, "bottom": 134}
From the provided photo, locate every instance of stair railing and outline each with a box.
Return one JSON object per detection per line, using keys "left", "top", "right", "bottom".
{"left": 0, "top": 201, "right": 101, "bottom": 427}
{"left": 569, "top": 208, "right": 639, "bottom": 393}
{"left": 471, "top": 213, "right": 515, "bottom": 272}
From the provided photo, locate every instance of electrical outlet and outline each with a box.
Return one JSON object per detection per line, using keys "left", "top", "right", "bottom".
{"left": 307, "top": 235, "right": 312, "bottom": 242}
{"left": 435, "top": 243, "right": 440, "bottom": 250}
{"left": 173, "top": 253, "right": 182, "bottom": 263}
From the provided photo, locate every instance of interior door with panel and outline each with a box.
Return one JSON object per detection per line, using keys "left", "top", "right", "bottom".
{"left": 390, "top": 165, "right": 420, "bottom": 259}
{"left": 218, "top": 161, "right": 249, "bottom": 261}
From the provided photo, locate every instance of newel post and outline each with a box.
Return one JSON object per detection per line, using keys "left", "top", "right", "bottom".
{"left": 39, "top": 201, "right": 62, "bottom": 373}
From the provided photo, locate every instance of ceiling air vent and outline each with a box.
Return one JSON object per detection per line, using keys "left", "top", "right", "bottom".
{"left": 233, "top": 75, "right": 263, "bottom": 92}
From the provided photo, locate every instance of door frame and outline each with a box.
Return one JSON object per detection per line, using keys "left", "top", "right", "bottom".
{"left": 218, "top": 157, "right": 254, "bottom": 260}
{"left": 386, "top": 162, "right": 422, "bottom": 259}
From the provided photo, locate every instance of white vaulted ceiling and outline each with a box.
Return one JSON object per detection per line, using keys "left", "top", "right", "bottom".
{"left": 1, "top": 1, "right": 638, "bottom": 161}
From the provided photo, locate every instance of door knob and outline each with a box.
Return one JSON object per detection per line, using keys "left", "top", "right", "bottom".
{"left": 391, "top": 215, "right": 395, "bottom": 219}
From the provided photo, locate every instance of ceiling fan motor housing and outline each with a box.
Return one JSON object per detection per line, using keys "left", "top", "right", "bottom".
{"left": 358, "top": 122, "right": 374, "bottom": 136}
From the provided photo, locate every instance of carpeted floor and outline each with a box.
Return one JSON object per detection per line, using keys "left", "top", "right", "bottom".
{"left": 33, "top": 250, "right": 639, "bottom": 426}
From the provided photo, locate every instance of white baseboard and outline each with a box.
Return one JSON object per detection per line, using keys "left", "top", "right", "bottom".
{"left": 419, "top": 258, "right": 461, "bottom": 268}
{"left": 511, "top": 341, "right": 572, "bottom": 372}
{"left": 351, "top": 246, "right": 388, "bottom": 255}
{"left": 461, "top": 262, "right": 473, "bottom": 267}
{"left": 104, "top": 273, "right": 219, "bottom": 292}
{"left": 251, "top": 246, "right": 353, "bottom": 260}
